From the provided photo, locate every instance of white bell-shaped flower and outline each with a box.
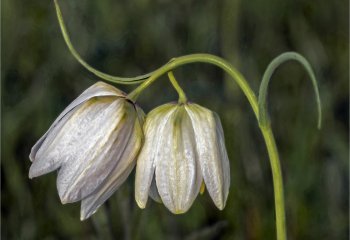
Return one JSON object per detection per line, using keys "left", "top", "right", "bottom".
{"left": 135, "top": 102, "right": 230, "bottom": 214}
{"left": 29, "top": 81, "right": 144, "bottom": 220}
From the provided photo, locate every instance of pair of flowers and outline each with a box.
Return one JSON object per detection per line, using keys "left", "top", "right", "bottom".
{"left": 29, "top": 81, "right": 230, "bottom": 220}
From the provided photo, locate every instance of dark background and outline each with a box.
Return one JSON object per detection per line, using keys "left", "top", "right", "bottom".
{"left": 2, "top": 0, "right": 349, "bottom": 239}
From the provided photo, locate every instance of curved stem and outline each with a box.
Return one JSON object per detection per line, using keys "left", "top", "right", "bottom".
{"left": 128, "top": 54, "right": 258, "bottom": 117}
{"left": 54, "top": 0, "right": 160, "bottom": 85}
{"left": 128, "top": 53, "right": 287, "bottom": 240}
{"left": 167, "top": 71, "right": 187, "bottom": 104}
{"left": 258, "top": 52, "right": 322, "bottom": 129}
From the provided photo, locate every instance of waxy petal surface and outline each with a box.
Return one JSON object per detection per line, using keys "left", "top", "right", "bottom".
{"left": 135, "top": 104, "right": 176, "bottom": 208}
{"left": 80, "top": 112, "right": 144, "bottom": 220}
{"left": 148, "top": 177, "right": 162, "bottom": 203}
{"left": 55, "top": 99, "right": 136, "bottom": 203}
{"left": 29, "top": 81, "right": 125, "bottom": 162}
{"left": 155, "top": 106, "right": 202, "bottom": 214}
{"left": 185, "top": 104, "right": 230, "bottom": 210}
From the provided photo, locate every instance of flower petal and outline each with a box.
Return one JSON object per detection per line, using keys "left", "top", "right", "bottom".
{"left": 80, "top": 111, "right": 143, "bottom": 220}
{"left": 55, "top": 99, "right": 138, "bottom": 203}
{"left": 29, "top": 81, "right": 124, "bottom": 162}
{"left": 155, "top": 106, "right": 202, "bottom": 214}
{"left": 29, "top": 108, "right": 78, "bottom": 178}
{"left": 149, "top": 176, "right": 162, "bottom": 203}
{"left": 134, "top": 104, "right": 176, "bottom": 208}
{"left": 185, "top": 104, "right": 230, "bottom": 210}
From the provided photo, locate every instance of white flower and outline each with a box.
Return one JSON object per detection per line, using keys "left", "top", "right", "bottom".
{"left": 29, "top": 81, "right": 144, "bottom": 220}
{"left": 135, "top": 102, "right": 230, "bottom": 214}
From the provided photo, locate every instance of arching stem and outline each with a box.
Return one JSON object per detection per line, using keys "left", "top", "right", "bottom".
{"left": 128, "top": 54, "right": 258, "bottom": 116}
{"left": 54, "top": 0, "right": 174, "bottom": 85}
{"left": 257, "top": 52, "right": 322, "bottom": 240}
{"left": 258, "top": 52, "right": 322, "bottom": 129}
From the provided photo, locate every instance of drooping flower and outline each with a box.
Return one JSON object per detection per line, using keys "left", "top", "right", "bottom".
{"left": 135, "top": 102, "right": 230, "bottom": 214}
{"left": 29, "top": 81, "right": 144, "bottom": 220}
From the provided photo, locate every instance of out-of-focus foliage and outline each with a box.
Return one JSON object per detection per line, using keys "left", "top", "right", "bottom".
{"left": 2, "top": 0, "right": 348, "bottom": 239}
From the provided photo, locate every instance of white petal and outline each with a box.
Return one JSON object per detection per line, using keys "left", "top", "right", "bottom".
{"left": 29, "top": 108, "right": 77, "bottom": 178}
{"left": 213, "top": 112, "right": 230, "bottom": 205}
{"left": 29, "top": 81, "right": 124, "bottom": 162}
{"left": 134, "top": 104, "right": 176, "bottom": 208}
{"left": 185, "top": 104, "right": 230, "bottom": 210}
{"left": 155, "top": 106, "right": 202, "bottom": 214}
{"left": 80, "top": 115, "right": 143, "bottom": 220}
{"left": 55, "top": 99, "right": 138, "bottom": 203}
{"left": 149, "top": 176, "right": 162, "bottom": 203}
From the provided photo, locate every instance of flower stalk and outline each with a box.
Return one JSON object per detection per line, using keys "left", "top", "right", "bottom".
{"left": 167, "top": 71, "right": 187, "bottom": 104}
{"left": 127, "top": 53, "right": 259, "bottom": 115}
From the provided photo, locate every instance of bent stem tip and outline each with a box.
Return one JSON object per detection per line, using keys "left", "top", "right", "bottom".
{"left": 258, "top": 52, "right": 322, "bottom": 129}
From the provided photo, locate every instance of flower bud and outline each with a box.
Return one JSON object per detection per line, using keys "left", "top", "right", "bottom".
{"left": 135, "top": 102, "right": 230, "bottom": 214}
{"left": 29, "top": 81, "right": 144, "bottom": 220}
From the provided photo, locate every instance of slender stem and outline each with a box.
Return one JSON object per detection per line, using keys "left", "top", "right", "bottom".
{"left": 260, "top": 124, "right": 286, "bottom": 240}
{"left": 128, "top": 53, "right": 287, "bottom": 240}
{"left": 258, "top": 52, "right": 322, "bottom": 129}
{"left": 54, "top": 0, "right": 161, "bottom": 85}
{"left": 167, "top": 71, "right": 187, "bottom": 103}
{"left": 128, "top": 53, "right": 258, "bottom": 117}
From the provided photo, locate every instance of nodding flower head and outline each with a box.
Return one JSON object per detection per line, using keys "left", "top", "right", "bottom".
{"left": 29, "top": 81, "right": 144, "bottom": 220}
{"left": 135, "top": 102, "right": 230, "bottom": 214}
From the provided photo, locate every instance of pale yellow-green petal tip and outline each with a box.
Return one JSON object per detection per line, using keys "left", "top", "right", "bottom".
{"left": 135, "top": 198, "right": 147, "bottom": 209}
{"left": 199, "top": 181, "right": 206, "bottom": 195}
{"left": 216, "top": 201, "right": 226, "bottom": 211}
{"left": 80, "top": 214, "right": 88, "bottom": 221}
{"left": 212, "top": 197, "right": 226, "bottom": 211}
{"left": 60, "top": 198, "right": 69, "bottom": 205}
{"left": 174, "top": 209, "right": 186, "bottom": 214}
{"left": 59, "top": 192, "right": 71, "bottom": 205}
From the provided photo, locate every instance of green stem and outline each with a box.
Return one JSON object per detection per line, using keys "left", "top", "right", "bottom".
{"left": 54, "top": 0, "right": 161, "bottom": 85}
{"left": 128, "top": 53, "right": 287, "bottom": 240}
{"left": 258, "top": 52, "right": 322, "bottom": 129}
{"left": 260, "top": 124, "right": 286, "bottom": 240}
{"left": 128, "top": 54, "right": 258, "bottom": 117}
{"left": 167, "top": 71, "right": 187, "bottom": 103}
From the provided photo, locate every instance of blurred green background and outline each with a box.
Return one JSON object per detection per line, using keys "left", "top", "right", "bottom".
{"left": 2, "top": 0, "right": 349, "bottom": 239}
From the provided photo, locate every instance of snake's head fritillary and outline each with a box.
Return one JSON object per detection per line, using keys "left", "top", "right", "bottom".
{"left": 135, "top": 102, "right": 230, "bottom": 214}
{"left": 29, "top": 81, "right": 144, "bottom": 220}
